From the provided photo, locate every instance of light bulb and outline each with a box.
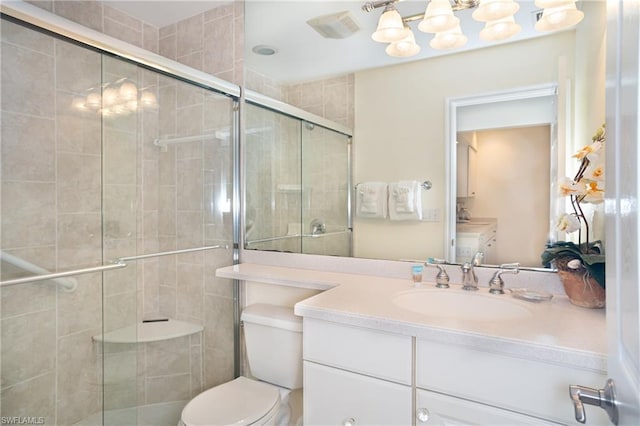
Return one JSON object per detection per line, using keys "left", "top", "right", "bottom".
{"left": 372, "top": 5, "right": 409, "bottom": 43}
{"left": 473, "top": 0, "right": 520, "bottom": 22}
{"left": 140, "top": 91, "right": 157, "bottom": 107}
{"left": 102, "top": 87, "right": 118, "bottom": 106}
{"left": 86, "top": 92, "right": 101, "bottom": 109}
{"left": 430, "top": 24, "right": 468, "bottom": 50}
{"left": 419, "top": 0, "right": 459, "bottom": 33}
{"left": 535, "top": 1, "right": 584, "bottom": 31}
{"left": 480, "top": 16, "right": 522, "bottom": 41}
{"left": 386, "top": 27, "right": 421, "bottom": 58}
{"left": 72, "top": 97, "right": 86, "bottom": 111}
{"left": 119, "top": 81, "right": 138, "bottom": 101}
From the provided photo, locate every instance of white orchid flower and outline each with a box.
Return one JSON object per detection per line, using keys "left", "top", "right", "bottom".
{"left": 583, "top": 181, "right": 605, "bottom": 203}
{"left": 584, "top": 162, "right": 605, "bottom": 181}
{"left": 559, "top": 177, "right": 583, "bottom": 197}
{"left": 557, "top": 213, "right": 581, "bottom": 233}
{"left": 573, "top": 140, "right": 603, "bottom": 161}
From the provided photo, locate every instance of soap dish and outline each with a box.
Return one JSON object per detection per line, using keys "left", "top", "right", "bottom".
{"left": 509, "top": 288, "right": 554, "bottom": 302}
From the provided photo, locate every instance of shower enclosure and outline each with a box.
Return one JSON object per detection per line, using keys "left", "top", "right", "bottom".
{"left": 1, "top": 12, "right": 237, "bottom": 426}
{"left": 243, "top": 95, "right": 352, "bottom": 257}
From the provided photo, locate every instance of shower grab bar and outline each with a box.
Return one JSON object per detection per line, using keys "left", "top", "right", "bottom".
{"left": 246, "top": 230, "right": 351, "bottom": 245}
{"left": 0, "top": 261, "right": 126, "bottom": 289}
{"left": 0, "top": 244, "right": 229, "bottom": 288}
{"left": 0, "top": 250, "right": 78, "bottom": 291}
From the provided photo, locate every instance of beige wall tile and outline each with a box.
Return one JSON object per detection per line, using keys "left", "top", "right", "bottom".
{"left": 104, "top": 5, "right": 142, "bottom": 31}
{"left": 57, "top": 212, "right": 101, "bottom": 268}
{"left": 2, "top": 181, "right": 56, "bottom": 249}
{"left": 53, "top": 0, "right": 103, "bottom": 32}
{"left": 177, "top": 14, "right": 203, "bottom": 55}
{"left": 104, "top": 17, "right": 142, "bottom": 48}
{"left": 0, "top": 247, "right": 56, "bottom": 318}
{"left": 0, "top": 372, "right": 56, "bottom": 424}
{"left": 159, "top": 33, "right": 177, "bottom": 61}
{"left": 204, "top": 346, "right": 234, "bottom": 389}
{"left": 103, "top": 128, "right": 137, "bottom": 185}
{"left": 145, "top": 336, "right": 189, "bottom": 377}
{"left": 1, "top": 309, "right": 56, "bottom": 386}
{"left": 1, "top": 19, "right": 54, "bottom": 53}
{"left": 103, "top": 349, "right": 137, "bottom": 410}
{"left": 176, "top": 262, "right": 204, "bottom": 321}
{"left": 1, "top": 42, "right": 55, "bottom": 118}
{"left": 177, "top": 158, "right": 204, "bottom": 211}
{"left": 57, "top": 330, "right": 101, "bottom": 425}
{"left": 145, "top": 373, "right": 191, "bottom": 404}
{"left": 57, "top": 273, "right": 102, "bottom": 337}
{"left": 204, "top": 18, "right": 234, "bottom": 75}
{"left": 103, "top": 290, "right": 137, "bottom": 333}
{"left": 1, "top": 112, "right": 55, "bottom": 182}
{"left": 190, "top": 344, "right": 203, "bottom": 396}
{"left": 56, "top": 91, "right": 102, "bottom": 155}
{"left": 57, "top": 152, "right": 101, "bottom": 213}
{"left": 55, "top": 40, "right": 101, "bottom": 94}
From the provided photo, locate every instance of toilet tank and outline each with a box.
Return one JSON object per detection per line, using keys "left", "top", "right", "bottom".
{"left": 241, "top": 304, "right": 303, "bottom": 389}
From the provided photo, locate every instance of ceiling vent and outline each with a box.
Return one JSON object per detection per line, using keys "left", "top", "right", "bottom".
{"left": 307, "top": 11, "right": 361, "bottom": 39}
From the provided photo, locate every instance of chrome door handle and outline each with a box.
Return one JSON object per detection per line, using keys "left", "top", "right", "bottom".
{"left": 569, "top": 379, "right": 618, "bottom": 425}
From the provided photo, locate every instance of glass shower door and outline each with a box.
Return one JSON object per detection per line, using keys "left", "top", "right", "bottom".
{"left": 301, "top": 122, "right": 352, "bottom": 256}
{"left": 1, "top": 17, "right": 105, "bottom": 425}
{"left": 244, "top": 103, "right": 302, "bottom": 253}
{"left": 1, "top": 16, "right": 237, "bottom": 426}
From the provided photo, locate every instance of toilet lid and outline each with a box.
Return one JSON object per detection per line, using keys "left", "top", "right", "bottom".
{"left": 181, "top": 376, "right": 280, "bottom": 426}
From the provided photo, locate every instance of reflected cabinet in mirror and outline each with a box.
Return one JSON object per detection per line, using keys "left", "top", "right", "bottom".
{"left": 243, "top": 0, "right": 606, "bottom": 269}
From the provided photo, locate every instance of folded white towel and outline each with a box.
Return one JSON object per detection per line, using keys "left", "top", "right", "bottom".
{"left": 356, "top": 182, "right": 388, "bottom": 219}
{"left": 393, "top": 185, "right": 414, "bottom": 213}
{"left": 389, "top": 180, "right": 422, "bottom": 221}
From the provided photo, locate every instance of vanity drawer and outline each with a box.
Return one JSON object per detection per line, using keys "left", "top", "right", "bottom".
{"left": 304, "top": 361, "right": 412, "bottom": 426}
{"left": 416, "top": 339, "right": 609, "bottom": 424}
{"left": 303, "top": 318, "right": 412, "bottom": 385}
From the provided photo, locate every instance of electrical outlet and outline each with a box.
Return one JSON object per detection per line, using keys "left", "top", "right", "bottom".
{"left": 422, "top": 208, "right": 441, "bottom": 222}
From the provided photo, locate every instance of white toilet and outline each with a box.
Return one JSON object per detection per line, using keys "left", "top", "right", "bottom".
{"left": 179, "top": 304, "right": 303, "bottom": 426}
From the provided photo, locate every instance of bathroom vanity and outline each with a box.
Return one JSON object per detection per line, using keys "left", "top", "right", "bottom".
{"left": 456, "top": 219, "right": 498, "bottom": 264}
{"left": 217, "top": 263, "right": 609, "bottom": 425}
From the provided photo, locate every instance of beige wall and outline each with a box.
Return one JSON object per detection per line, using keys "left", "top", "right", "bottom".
{"left": 460, "top": 126, "right": 551, "bottom": 267}
{"left": 353, "top": 31, "right": 578, "bottom": 261}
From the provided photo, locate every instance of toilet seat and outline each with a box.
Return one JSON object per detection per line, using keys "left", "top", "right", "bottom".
{"left": 180, "top": 376, "right": 280, "bottom": 426}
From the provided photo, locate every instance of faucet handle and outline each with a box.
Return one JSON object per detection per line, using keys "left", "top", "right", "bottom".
{"left": 489, "top": 263, "right": 520, "bottom": 294}
{"left": 425, "top": 258, "right": 450, "bottom": 288}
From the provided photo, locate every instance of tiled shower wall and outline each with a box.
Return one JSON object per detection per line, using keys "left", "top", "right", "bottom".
{"left": 2, "top": 1, "right": 239, "bottom": 424}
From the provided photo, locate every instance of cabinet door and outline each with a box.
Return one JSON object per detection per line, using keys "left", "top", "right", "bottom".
{"left": 304, "top": 361, "right": 412, "bottom": 426}
{"left": 416, "top": 389, "right": 558, "bottom": 426}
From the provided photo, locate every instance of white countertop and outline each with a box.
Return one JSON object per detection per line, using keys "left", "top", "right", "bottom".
{"left": 217, "top": 263, "right": 607, "bottom": 371}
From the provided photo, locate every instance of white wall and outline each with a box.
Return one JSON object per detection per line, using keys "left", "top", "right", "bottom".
{"left": 354, "top": 31, "right": 577, "bottom": 261}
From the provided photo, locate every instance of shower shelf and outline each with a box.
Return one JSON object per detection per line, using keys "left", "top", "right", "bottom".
{"left": 93, "top": 319, "right": 203, "bottom": 344}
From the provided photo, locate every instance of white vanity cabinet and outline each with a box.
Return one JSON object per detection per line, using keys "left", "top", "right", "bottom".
{"left": 302, "top": 318, "right": 413, "bottom": 425}
{"left": 302, "top": 318, "right": 610, "bottom": 426}
{"left": 415, "top": 339, "right": 611, "bottom": 425}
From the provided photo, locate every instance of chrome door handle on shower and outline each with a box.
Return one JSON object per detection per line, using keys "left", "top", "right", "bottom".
{"left": 569, "top": 379, "right": 618, "bottom": 424}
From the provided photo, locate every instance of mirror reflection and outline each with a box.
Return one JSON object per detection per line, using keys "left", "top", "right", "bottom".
{"left": 243, "top": 1, "right": 606, "bottom": 269}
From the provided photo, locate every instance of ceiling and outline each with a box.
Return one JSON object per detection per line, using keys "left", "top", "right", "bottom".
{"left": 109, "top": 1, "right": 561, "bottom": 83}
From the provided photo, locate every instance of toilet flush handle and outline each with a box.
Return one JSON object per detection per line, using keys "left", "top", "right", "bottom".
{"left": 341, "top": 417, "right": 356, "bottom": 426}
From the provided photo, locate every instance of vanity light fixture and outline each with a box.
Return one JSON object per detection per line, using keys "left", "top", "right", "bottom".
{"left": 362, "top": 0, "right": 584, "bottom": 57}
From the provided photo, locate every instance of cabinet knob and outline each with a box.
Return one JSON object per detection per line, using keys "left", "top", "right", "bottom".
{"left": 341, "top": 417, "right": 356, "bottom": 426}
{"left": 416, "top": 408, "right": 430, "bottom": 423}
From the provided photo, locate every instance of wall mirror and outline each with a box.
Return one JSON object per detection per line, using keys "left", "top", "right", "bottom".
{"left": 243, "top": 0, "right": 606, "bottom": 269}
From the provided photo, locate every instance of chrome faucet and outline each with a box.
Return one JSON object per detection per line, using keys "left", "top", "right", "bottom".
{"left": 488, "top": 263, "right": 520, "bottom": 294}
{"left": 425, "top": 258, "right": 450, "bottom": 288}
{"left": 461, "top": 252, "right": 483, "bottom": 291}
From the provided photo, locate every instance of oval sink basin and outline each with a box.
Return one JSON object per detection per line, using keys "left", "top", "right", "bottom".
{"left": 392, "top": 289, "right": 533, "bottom": 322}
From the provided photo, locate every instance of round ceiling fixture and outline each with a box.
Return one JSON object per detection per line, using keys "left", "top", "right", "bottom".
{"left": 252, "top": 45, "right": 278, "bottom": 56}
